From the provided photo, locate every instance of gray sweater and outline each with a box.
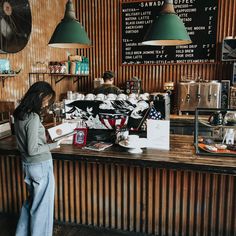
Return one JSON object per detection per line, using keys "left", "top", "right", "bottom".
{"left": 14, "top": 112, "right": 58, "bottom": 163}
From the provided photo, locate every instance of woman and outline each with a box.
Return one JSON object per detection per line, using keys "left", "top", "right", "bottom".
{"left": 13, "top": 81, "right": 60, "bottom": 236}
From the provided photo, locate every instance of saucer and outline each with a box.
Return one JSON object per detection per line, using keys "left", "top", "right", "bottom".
{"left": 128, "top": 147, "right": 143, "bottom": 154}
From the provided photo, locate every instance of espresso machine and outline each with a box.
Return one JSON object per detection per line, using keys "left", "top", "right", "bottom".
{"left": 178, "top": 81, "right": 221, "bottom": 115}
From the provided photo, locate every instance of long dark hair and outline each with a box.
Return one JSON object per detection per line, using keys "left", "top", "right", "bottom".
{"left": 13, "top": 81, "right": 55, "bottom": 120}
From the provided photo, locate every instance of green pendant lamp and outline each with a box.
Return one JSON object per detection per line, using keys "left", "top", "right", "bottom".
{"left": 48, "top": 0, "right": 91, "bottom": 48}
{"left": 142, "top": 0, "right": 192, "bottom": 46}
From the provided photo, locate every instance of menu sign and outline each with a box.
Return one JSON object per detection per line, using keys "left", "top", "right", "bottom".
{"left": 121, "top": 0, "right": 218, "bottom": 65}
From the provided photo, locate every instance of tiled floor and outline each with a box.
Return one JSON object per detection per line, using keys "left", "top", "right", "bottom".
{"left": 0, "top": 213, "right": 149, "bottom": 236}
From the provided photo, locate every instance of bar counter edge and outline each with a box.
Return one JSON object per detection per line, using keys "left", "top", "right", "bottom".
{"left": 0, "top": 135, "right": 236, "bottom": 175}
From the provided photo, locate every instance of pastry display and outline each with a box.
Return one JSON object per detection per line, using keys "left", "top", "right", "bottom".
{"left": 196, "top": 108, "right": 236, "bottom": 156}
{"left": 214, "top": 144, "right": 227, "bottom": 150}
{"left": 205, "top": 145, "right": 217, "bottom": 152}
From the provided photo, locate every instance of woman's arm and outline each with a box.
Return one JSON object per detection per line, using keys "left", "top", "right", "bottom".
{"left": 26, "top": 114, "right": 57, "bottom": 156}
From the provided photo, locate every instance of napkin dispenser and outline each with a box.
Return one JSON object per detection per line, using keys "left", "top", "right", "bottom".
{"left": 178, "top": 81, "right": 221, "bottom": 114}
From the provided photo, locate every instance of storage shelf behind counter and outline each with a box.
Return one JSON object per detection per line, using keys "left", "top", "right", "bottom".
{"left": 0, "top": 134, "right": 236, "bottom": 236}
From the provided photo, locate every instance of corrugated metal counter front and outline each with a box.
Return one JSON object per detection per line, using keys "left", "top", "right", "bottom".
{"left": 0, "top": 135, "right": 235, "bottom": 236}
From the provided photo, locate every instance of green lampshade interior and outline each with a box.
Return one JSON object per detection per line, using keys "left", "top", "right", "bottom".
{"left": 48, "top": 19, "right": 91, "bottom": 48}
{"left": 142, "top": 13, "right": 192, "bottom": 46}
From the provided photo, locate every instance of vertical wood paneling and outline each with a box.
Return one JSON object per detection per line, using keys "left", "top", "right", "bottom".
{"left": 0, "top": 0, "right": 76, "bottom": 102}
{"left": 98, "top": 163, "right": 104, "bottom": 226}
{"left": 87, "top": 162, "right": 92, "bottom": 225}
{"left": 104, "top": 163, "right": 110, "bottom": 228}
{"left": 0, "top": 155, "right": 24, "bottom": 214}
{"left": 116, "top": 164, "right": 122, "bottom": 229}
{"left": 110, "top": 164, "right": 116, "bottom": 228}
{"left": 0, "top": 155, "right": 236, "bottom": 235}
{"left": 81, "top": 161, "right": 87, "bottom": 224}
{"left": 135, "top": 166, "right": 142, "bottom": 232}
{"left": 74, "top": 0, "right": 236, "bottom": 95}
{"left": 68, "top": 161, "right": 75, "bottom": 222}
{"left": 92, "top": 163, "right": 98, "bottom": 225}
{"left": 129, "top": 166, "right": 135, "bottom": 231}
{"left": 75, "top": 161, "right": 81, "bottom": 223}
{"left": 1, "top": 0, "right": 235, "bottom": 103}
{"left": 58, "top": 159, "right": 64, "bottom": 221}
{"left": 147, "top": 167, "right": 153, "bottom": 235}
{"left": 189, "top": 172, "right": 196, "bottom": 235}
{"left": 0, "top": 157, "right": 7, "bottom": 212}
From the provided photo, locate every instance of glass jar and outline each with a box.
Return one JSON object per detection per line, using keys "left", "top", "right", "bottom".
{"left": 223, "top": 111, "right": 236, "bottom": 126}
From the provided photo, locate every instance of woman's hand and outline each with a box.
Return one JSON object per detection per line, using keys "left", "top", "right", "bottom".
{"left": 56, "top": 139, "right": 63, "bottom": 148}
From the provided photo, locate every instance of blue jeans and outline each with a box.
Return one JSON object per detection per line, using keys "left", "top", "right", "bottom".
{"left": 15, "top": 159, "right": 55, "bottom": 236}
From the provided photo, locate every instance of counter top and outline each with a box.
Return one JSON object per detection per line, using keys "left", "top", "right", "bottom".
{"left": 0, "top": 135, "right": 236, "bottom": 174}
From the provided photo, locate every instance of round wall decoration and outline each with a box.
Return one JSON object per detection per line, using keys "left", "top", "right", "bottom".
{"left": 0, "top": 0, "right": 32, "bottom": 53}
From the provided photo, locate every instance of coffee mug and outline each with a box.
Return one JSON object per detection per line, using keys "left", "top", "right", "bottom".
{"left": 128, "top": 97, "right": 137, "bottom": 104}
{"left": 76, "top": 93, "right": 85, "bottom": 100}
{"left": 107, "top": 93, "right": 117, "bottom": 100}
{"left": 129, "top": 93, "right": 137, "bottom": 99}
{"left": 85, "top": 93, "right": 95, "bottom": 100}
{"left": 117, "top": 93, "right": 128, "bottom": 100}
{"left": 96, "top": 94, "right": 106, "bottom": 100}
{"left": 127, "top": 135, "right": 139, "bottom": 146}
{"left": 139, "top": 93, "right": 149, "bottom": 100}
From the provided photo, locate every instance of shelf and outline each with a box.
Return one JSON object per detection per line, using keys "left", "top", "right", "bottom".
{"left": 28, "top": 72, "right": 89, "bottom": 85}
{"left": 199, "top": 119, "right": 236, "bottom": 129}
{"left": 49, "top": 73, "right": 89, "bottom": 84}
{"left": 195, "top": 108, "right": 236, "bottom": 157}
{"left": 0, "top": 74, "right": 16, "bottom": 87}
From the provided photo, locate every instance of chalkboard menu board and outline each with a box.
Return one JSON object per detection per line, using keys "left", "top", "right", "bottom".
{"left": 121, "top": 0, "right": 218, "bottom": 65}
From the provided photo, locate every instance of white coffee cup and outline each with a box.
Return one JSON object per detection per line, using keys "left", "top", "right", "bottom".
{"left": 85, "top": 93, "right": 95, "bottom": 100}
{"left": 127, "top": 135, "right": 139, "bottom": 146}
{"left": 118, "top": 93, "right": 128, "bottom": 100}
{"left": 129, "top": 93, "right": 137, "bottom": 99}
{"left": 96, "top": 93, "right": 106, "bottom": 99}
{"left": 95, "top": 97, "right": 103, "bottom": 101}
{"left": 138, "top": 94, "right": 145, "bottom": 100}
{"left": 107, "top": 93, "right": 117, "bottom": 100}
{"left": 67, "top": 91, "right": 73, "bottom": 100}
{"left": 128, "top": 97, "right": 137, "bottom": 104}
{"left": 76, "top": 93, "right": 85, "bottom": 100}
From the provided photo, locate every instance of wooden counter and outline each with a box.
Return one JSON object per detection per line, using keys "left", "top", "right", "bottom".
{"left": 0, "top": 135, "right": 235, "bottom": 235}
{"left": 1, "top": 135, "right": 235, "bottom": 173}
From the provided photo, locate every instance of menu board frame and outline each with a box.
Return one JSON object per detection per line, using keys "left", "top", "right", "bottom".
{"left": 120, "top": 0, "right": 218, "bottom": 66}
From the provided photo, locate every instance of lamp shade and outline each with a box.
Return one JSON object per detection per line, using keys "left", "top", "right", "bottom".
{"left": 142, "top": 0, "right": 191, "bottom": 46}
{"left": 48, "top": 0, "right": 91, "bottom": 48}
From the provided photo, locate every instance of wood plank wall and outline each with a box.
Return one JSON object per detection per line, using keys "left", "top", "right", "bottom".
{"left": 0, "top": 154, "right": 235, "bottom": 236}
{"left": 0, "top": 0, "right": 235, "bottom": 103}
{"left": 0, "top": 0, "right": 76, "bottom": 102}
{"left": 77, "top": 0, "right": 236, "bottom": 93}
